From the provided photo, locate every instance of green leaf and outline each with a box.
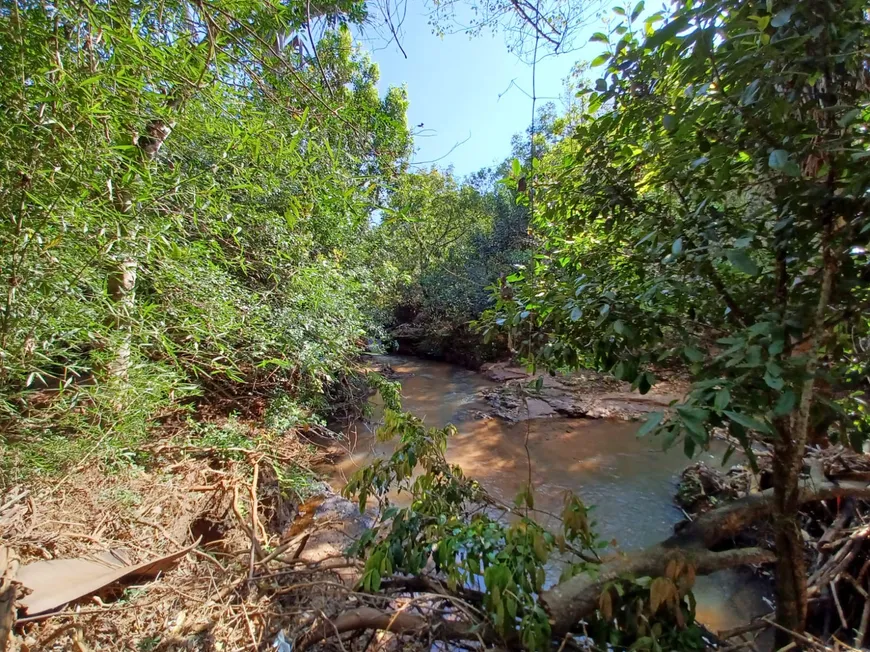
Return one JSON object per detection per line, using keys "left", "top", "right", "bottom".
{"left": 613, "top": 360, "right": 627, "bottom": 380}
{"left": 773, "top": 390, "right": 796, "bottom": 416}
{"left": 663, "top": 114, "right": 678, "bottom": 132}
{"left": 590, "top": 32, "right": 609, "bottom": 43}
{"left": 725, "top": 249, "right": 760, "bottom": 276}
{"left": 591, "top": 53, "right": 611, "bottom": 67}
{"left": 678, "top": 405, "right": 709, "bottom": 423}
{"left": 595, "top": 78, "right": 608, "bottom": 92}
{"left": 683, "top": 347, "right": 704, "bottom": 362}
{"left": 768, "top": 338, "right": 785, "bottom": 355}
{"left": 714, "top": 388, "right": 731, "bottom": 410}
{"left": 684, "top": 436, "right": 696, "bottom": 458}
{"left": 662, "top": 426, "right": 679, "bottom": 450}
{"left": 770, "top": 6, "right": 794, "bottom": 27}
{"left": 768, "top": 149, "right": 800, "bottom": 175}
{"left": 838, "top": 108, "right": 861, "bottom": 128}
{"left": 637, "top": 411, "right": 664, "bottom": 437}
{"left": 764, "top": 372, "right": 784, "bottom": 390}
{"left": 724, "top": 410, "right": 772, "bottom": 434}
{"left": 741, "top": 79, "right": 761, "bottom": 106}
{"left": 768, "top": 149, "right": 789, "bottom": 170}
{"left": 631, "top": 0, "right": 645, "bottom": 21}
{"left": 848, "top": 430, "right": 867, "bottom": 454}
{"left": 637, "top": 371, "right": 654, "bottom": 395}
{"left": 644, "top": 14, "right": 689, "bottom": 49}
{"left": 644, "top": 13, "right": 664, "bottom": 35}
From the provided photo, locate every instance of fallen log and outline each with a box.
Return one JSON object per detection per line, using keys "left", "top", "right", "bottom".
{"left": 297, "top": 606, "right": 493, "bottom": 650}
{"left": 543, "top": 547, "right": 775, "bottom": 635}
{"left": 301, "top": 476, "right": 870, "bottom": 648}
{"left": 544, "top": 477, "right": 870, "bottom": 634}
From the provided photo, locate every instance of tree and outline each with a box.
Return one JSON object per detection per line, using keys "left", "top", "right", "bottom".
{"left": 487, "top": 0, "right": 870, "bottom": 642}
{"left": 0, "top": 0, "right": 411, "bottom": 472}
{"left": 379, "top": 169, "right": 490, "bottom": 278}
{"left": 426, "top": 0, "right": 603, "bottom": 60}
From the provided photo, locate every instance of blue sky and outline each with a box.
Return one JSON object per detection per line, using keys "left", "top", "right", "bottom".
{"left": 355, "top": 6, "right": 607, "bottom": 178}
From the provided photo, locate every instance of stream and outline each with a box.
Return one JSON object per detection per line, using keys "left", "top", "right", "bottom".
{"left": 328, "top": 355, "right": 773, "bottom": 636}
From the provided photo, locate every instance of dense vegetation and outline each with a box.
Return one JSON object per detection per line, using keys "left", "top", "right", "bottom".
{"left": 2, "top": 0, "right": 869, "bottom": 650}
{"left": 0, "top": 0, "right": 414, "bottom": 477}
{"left": 483, "top": 0, "right": 870, "bottom": 645}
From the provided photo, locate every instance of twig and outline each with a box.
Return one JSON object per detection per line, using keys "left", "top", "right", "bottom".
{"left": 249, "top": 461, "right": 261, "bottom": 579}
{"left": 231, "top": 485, "right": 260, "bottom": 562}
{"left": 856, "top": 589, "right": 870, "bottom": 648}
{"left": 256, "top": 531, "right": 309, "bottom": 566}
{"left": 830, "top": 580, "right": 849, "bottom": 631}
{"left": 0, "top": 490, "right": 30, "bottom": 514}
{"left": 718, "top": 619, "right": 771, "bottom": 640}
{"left": 760, "top": 617, "right": 827, "bottom": 650}
{"left": 305, "top": 0, "right": 334, "bottom": 97}
{"left": 321, "top": 609, "right": 350, "bottom": 652}
{"left": 291, "top": 532, "right": 310, "bottom": 560}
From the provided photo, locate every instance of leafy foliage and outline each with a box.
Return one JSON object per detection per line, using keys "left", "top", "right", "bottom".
{"left": 343, "top": 407, "right": 709, "bottom": 650}
{"left": 0, "top": 0, "right": 411, "bottom": 477}
{"left": 376, "top": 166, "right": 531, "bottom": 365}
{"left": 344, "top": 410, "right": 582, "bottom": 649}
{"left": 486, "top": 0, "right": 870, "bottom": 457}
{"left": 483, "top": 0, "right": 870, "bottom": 636}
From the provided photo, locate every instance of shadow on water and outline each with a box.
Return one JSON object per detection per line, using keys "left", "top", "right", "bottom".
{"left": 329, "top": 355, "right": 773, "bottom": 637}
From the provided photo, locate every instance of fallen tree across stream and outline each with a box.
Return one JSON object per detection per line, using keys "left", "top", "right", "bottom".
{"left": 300, "top": 473, "right": 870, "bottom": 650}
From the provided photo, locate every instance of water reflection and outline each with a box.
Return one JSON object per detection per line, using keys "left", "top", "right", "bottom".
{"left": 330, "top": 355, "right": 772, "bottom": 637}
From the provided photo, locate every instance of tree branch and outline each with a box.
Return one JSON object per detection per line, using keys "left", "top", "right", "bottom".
{"left": 297, "top": 606, "right": 492, "bottom": 650}
{"left": 508, "top": 0, "right": 561, "bottom": 49}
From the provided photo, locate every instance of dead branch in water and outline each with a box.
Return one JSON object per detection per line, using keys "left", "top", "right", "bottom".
{"left": 299, "top": 473, "right": 870, "bottom": 649}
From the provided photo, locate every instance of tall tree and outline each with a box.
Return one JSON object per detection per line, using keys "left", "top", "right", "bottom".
{"left": 488, "top": 0, "right": 870, "bottom": 642}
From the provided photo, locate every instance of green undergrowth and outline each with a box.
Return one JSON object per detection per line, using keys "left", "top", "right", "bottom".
{"left": 343, "top": 406, "right": 709, "bottom": 651}
{"left": 0, "top": 367, "right": 392, "bottom": 491}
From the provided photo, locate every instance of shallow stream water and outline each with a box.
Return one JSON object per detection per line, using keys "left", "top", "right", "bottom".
{"left": 328, "top": 355, "right": 772, "bottom": 637}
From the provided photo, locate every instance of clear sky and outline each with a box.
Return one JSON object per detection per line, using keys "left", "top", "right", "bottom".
{"left": 355, "top": 5, "right": 607, "bottom": 178}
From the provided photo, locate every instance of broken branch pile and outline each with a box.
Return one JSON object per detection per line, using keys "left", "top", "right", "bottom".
{"left": 680, "top": 448, "right": 870, "bottom": 650}
{"left": 0, "top": 420, "right": 371, "bottom": 652}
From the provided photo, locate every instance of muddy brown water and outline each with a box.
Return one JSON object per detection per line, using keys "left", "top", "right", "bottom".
{"left": 328, "top": 355, "right": 772, "bottom": 636}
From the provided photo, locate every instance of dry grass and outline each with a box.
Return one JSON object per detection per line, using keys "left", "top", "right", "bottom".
{"left": 0, "top": 419, "right": 372, "bottom": 652}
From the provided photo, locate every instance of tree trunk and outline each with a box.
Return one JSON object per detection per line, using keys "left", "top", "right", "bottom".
{"left": 770, "top": 232, "right": 837, "bottom": 645}
{"left": 106, "top": 256, "right": 137, "bottom": 382}
{"left": 771, "top": 434, "right": 809, "bottom": 643}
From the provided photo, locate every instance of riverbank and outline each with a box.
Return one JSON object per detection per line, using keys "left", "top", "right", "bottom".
{"left": 476, "top": 361, "right": 688, "bottom": 421}
{"left": 5, "top": 355, "right": 866, "bottom": 651}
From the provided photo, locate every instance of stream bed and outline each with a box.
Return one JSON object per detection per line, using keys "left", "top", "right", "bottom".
{"left": 328, "top": 355, "right": 772, "bottom": 636}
